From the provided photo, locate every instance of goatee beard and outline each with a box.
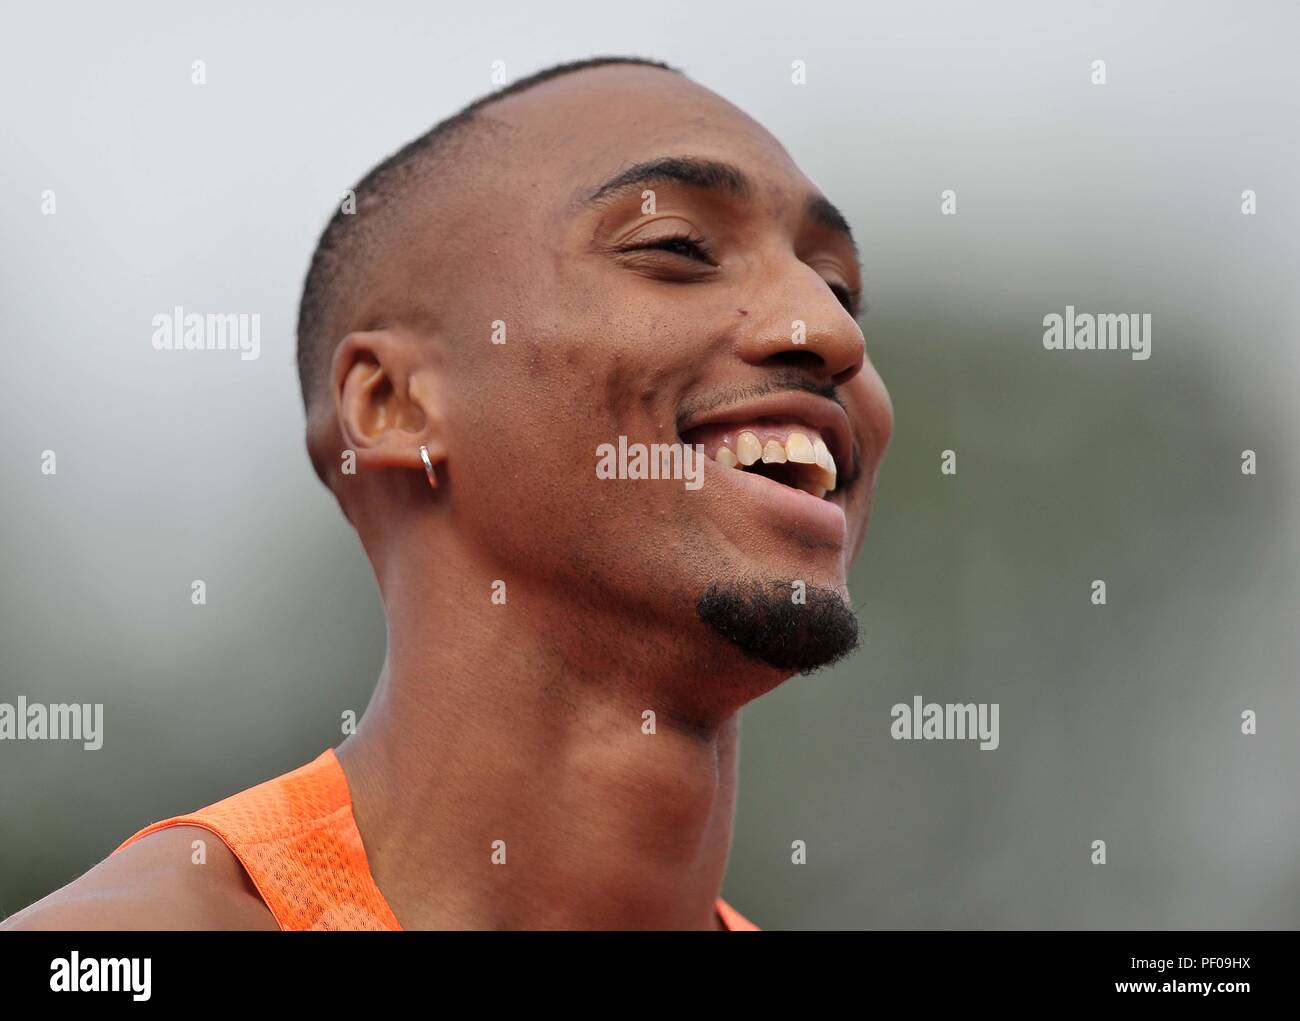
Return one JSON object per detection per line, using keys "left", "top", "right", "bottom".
{"left": 695, "top": 579, "right": 860, "bottom": 673}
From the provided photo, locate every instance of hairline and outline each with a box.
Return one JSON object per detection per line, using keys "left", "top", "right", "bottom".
{"left": 296, "top": 58, "right": 683, "bottom": 414}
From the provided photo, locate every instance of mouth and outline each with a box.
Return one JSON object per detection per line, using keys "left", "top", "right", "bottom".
{"left": 677, "top": 391, "right": 854, "bottom": 504}
{"left": 676, "top": 390, "right": 859, "bottom": 543}
{"left": 680, "top": 420, "right": 839, "bottom": 498}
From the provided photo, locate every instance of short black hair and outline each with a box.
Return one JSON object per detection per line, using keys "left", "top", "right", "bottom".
{"left": 295, "top": 56, "right": 682, "bottom": 409}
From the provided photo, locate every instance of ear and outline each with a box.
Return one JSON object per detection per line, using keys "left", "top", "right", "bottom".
{"left": 330, "top": 328, "right": 447, "bottom": 480}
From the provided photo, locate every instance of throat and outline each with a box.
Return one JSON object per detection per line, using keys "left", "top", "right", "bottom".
{"left": 335, "top": 684, "right": 742, "bottom": 930}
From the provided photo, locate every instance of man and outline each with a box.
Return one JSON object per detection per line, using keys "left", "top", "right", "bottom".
{"left": 4, "top": 56, "right": 892, "bottom": 930}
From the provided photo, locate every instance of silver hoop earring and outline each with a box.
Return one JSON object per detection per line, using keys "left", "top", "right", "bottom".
{"left": 418, "top": 445, "right": 439, "bottom": 489}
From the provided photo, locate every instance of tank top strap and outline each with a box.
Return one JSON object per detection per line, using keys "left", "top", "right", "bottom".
{"left": 114, "top": 747, "right": 400, "bottom": 931}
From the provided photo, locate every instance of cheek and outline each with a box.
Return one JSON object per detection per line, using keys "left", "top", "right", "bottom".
{"left": 851, "top": 358, "right": 894, "bottom": 460}
{"left": 838, "top": 363, "right": 893, "bottom": 557}
{"left": 443, "top": 342, "right": 681, "bottom": 575}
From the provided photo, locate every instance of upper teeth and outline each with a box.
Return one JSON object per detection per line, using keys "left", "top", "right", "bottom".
{"left": 710, "top": 430, "right": 838, "bottom": 495}
{"left": 786, "top": 433, "right": 815, "bottom": 463}
{"left": 736, "top": 432, "right": 762, "bottom": 466}
{"left": 762, "top": 439, "right": 788, "bottom": 464}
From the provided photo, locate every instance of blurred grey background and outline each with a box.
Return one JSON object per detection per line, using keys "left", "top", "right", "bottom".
{"left": 2, "top": 0, "right": 1297, "bottom": 928}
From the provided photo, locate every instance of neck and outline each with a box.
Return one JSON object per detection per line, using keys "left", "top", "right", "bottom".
{"left": 335, "top": 542, "right": 745, "bottom": 930}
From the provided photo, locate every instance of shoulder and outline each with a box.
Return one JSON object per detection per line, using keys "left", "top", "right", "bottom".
{"left": 2, "top": 825, "right": 278, "bottom": 931}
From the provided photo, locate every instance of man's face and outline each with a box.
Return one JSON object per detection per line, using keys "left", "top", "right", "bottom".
{"left": 421, "top": 66, "right": 892, "bottom": 695}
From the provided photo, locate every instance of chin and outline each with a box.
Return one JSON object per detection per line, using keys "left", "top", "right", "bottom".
{"left": 695, "top": 577, "right": 860, "bottom": 675}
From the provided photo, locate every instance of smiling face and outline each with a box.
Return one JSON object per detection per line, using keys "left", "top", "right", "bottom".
{"left": 345, "top": 64, "right": 893, "bottom": 707}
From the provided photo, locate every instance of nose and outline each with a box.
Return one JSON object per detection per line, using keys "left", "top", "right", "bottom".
{"left": 732, "top": 261, "right": 867, "bottom": 387}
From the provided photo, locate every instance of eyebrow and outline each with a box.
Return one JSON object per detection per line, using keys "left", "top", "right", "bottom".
{"left": 585, "top": 155, "right": 859, "bottom": 257}
{"left": 587, "top": 156, "right": 752, "bottom": 203}
{"left": 803, "top": 195, "right": 858, "bottom": 256}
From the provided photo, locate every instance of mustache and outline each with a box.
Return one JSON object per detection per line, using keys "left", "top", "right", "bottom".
{"left": 676, "top": 373, "right": 842, "bottom": 424}
{"left": 675, "top": 373, "right": 862, "bottom": 489}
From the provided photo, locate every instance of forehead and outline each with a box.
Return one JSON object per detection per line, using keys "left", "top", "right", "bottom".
{"left": 482, "top": 65, "right": 817, "bottom": 208}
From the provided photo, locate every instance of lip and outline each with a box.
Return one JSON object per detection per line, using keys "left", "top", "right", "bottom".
{"left": 677, "top": 389, "right": 855, "bottom": 486}
{"left": 700, "top": 454, "right": 849, "bottom": 542}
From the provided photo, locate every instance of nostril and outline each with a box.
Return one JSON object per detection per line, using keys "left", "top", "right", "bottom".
{"left": 830, "top": 365, "right": 859, "bottom": 387}
{"left": 767, "top": 350, "right": 824, "bottom": 372}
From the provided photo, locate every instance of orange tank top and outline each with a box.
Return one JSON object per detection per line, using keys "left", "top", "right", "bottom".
{"left": 114, "top": 748, "right": 759, "bottom": 931}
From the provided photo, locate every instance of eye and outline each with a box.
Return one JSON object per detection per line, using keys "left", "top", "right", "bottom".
{"left": 624, "top": 233, "right": 716, "bottom": 265}
{"left": 827, "top": 282, "right": 859, "bottom": 315}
